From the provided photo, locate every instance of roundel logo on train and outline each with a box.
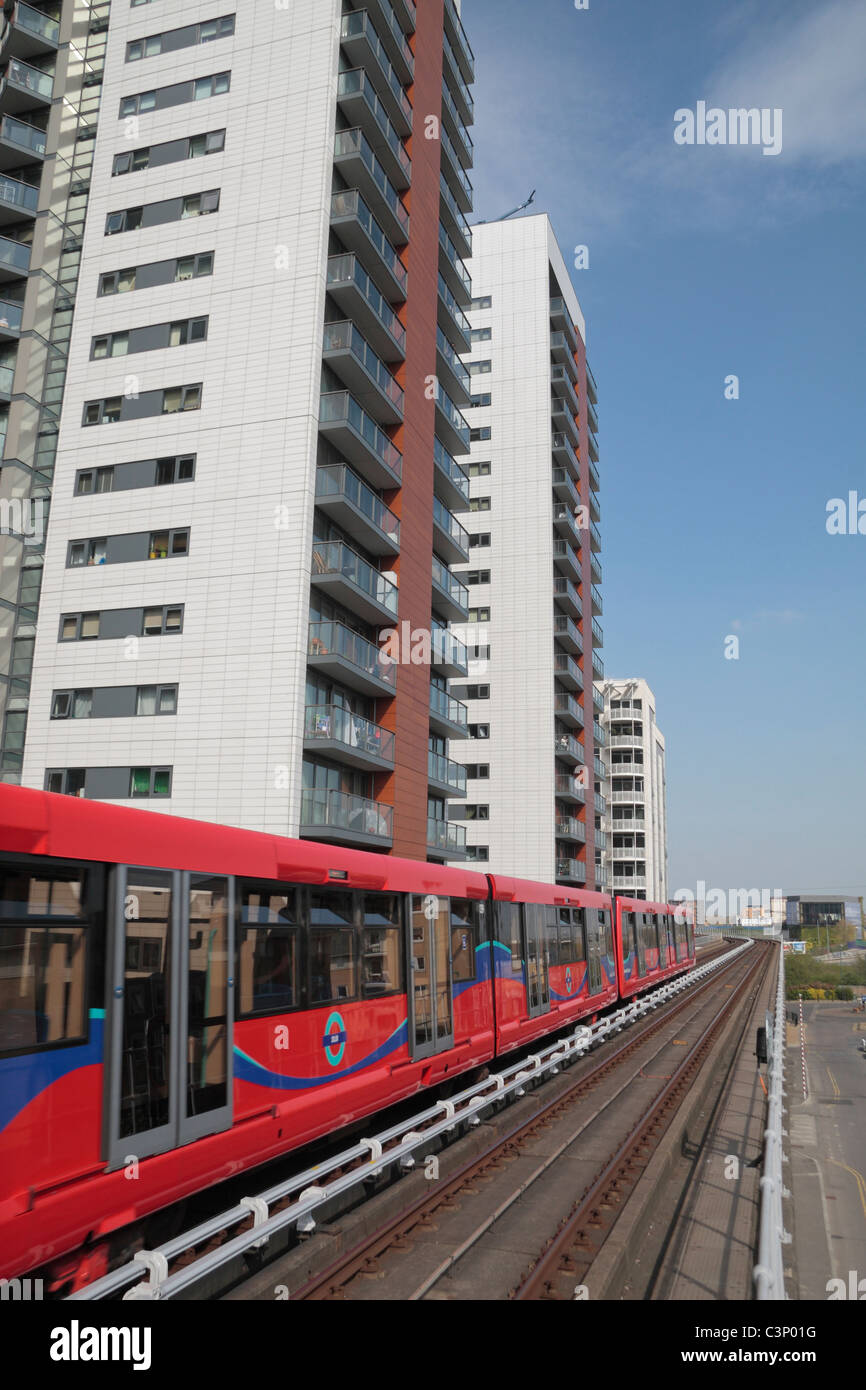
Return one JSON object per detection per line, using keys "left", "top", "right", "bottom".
{"left": 323, "top": 1011, "right": 347, "bottom": 1067}
{"left": 565, "top": 967, "right": 573, "bottom": 995}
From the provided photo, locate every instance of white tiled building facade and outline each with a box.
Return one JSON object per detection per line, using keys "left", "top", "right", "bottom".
{"left": 447, "top": 214, "right": 606, "bottom": 887}
{"left": 601, "top": 677, "right": 667, "bottom": 901}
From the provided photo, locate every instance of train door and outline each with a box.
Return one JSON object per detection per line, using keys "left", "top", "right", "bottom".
{"left": 104, "top": 867, "right": 234, "bottom": 1169}
{"left": 656, "top": 913, "right": 668, "bottom": 970}
{"left": 409, "top": 894, "right": 453, "bottom": 1058}
{"left": 586, "top": 911, "right": 602, "bottom": 994}
{"left": 523, "top": 904, "right": 550, "bottom": 1017}
{"left": 635, "top": 912, "right": 647, "bottom": 977}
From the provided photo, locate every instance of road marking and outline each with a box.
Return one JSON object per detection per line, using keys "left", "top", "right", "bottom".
{"left": 828, "top": 1158, "right": 866, "bottom": 1223}
{"left": 826, "top": 1066, "right": 840, "bottom": 1097}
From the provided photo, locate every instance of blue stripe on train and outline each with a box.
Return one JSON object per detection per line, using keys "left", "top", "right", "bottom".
{"left": 0, "top": 1010, "right": 104, "bottom": 1133}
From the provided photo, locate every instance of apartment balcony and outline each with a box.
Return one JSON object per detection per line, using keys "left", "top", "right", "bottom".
{"left": 552, "top": 466, "right": 579, "bottom": 510}
{"left": 554, "top": 611, "right": 582, "bottom": 655}
{"left": 553, "top": 574, "right": 582, "bottom": 620}
{"left": 437, "top": 270, "right": 471, "bottom": 352}
{"left": 610, "top": 845, "right": 646, "bottom": 861}
{"left": 428, "top": 749, "right": 467, "bottom": 798}
{"left": 427, "top": 815, "right": 467, "bottom": 859}
{"left": 431, "top": 621, "right": 468, "bottom": 678}
{"left": 594, "top": 828, "right": 608, "bottom": 851}
{"left": 553, "top": 501, "right": 581, "bottom": 546}
{"left": 0, "top": 233, "right": 29, "bottom": 283}
{"left": 0, "top": 114, "right": 45, "bottom": 170}
{"left": 310, "top": 539, "right": 398, "bottom": 625}
{"left": 557, "top": 816, "right": 586, "bottom": 844}
{"left": 553, "top": 538, "right": 580, "bottom": 582}
{"left": 5, "top": 3, "right": 59, "bottom": 60}
{"left": 610, "top": 818, "right": 646, "bottom": 833}
{"left": 340, "top": 11, "right": 413, "bottom": 136}
{"left": 330, "top": 189, "right": 407, "bottom": 303}
{"left": 433, "top": 494, "right": 470, "bottom": 565}
{"left": 434, "top": 380, "right": 470, "bottom": 456}
{"left": 326, "top": 254, "right": 405, "bottom": 365}
{"left": 589, "top": 431, "right": 599, "bottom": 465}
{"left": 610, "top": 789, "right": 645, "bottom": 805}
{"left": 440, "top": 124, "right": 473, "bottom": 214}
{"left": 590, "top": 489, "right": 601, "bottom": 526}
{"left": 304, "top": 704, "right": 395, "bottom": 773}
{"left": 551, "top": 392, "right": 579, "bottom": 447}
{"left": 300, "top": 787, "right": 393, "bottom": 850}
{"left": 0, "top": 362, "right": 13, "bottom": 400}
{"left": 592, "top": 685, "right": 604, "bottom": 716}
{"left": 438, "top": 220, "right": 471, "bottom": 307}
{"left": 588, "top": 456, "right": 600, "bottom": 496}
{"left": 551, "top": 431, "right": 579, "bottom": 477}
{"left": 551, "top": 363, "right": 579, "bottom": 414}
{"left": 336, "top": 68, "right": 411, "bottom": 190}
{"left": 550, "top": 329, "right": 577, "bottom": 371}
{"left": 591, "top": 583, "right": 603, "bottom": 617}
{"left": 591, "top": 616, "right": 603, "bottom": 648}
{"left": 435, "top": 322, "right": 470, "bottom": 405}
{"left": 308, "top": 620, "right": 396, "bottom": 698}
{"left": 433, "top": 435, "right": 470, "bottom": 513}
{"left": 441, "top": 77, "right": 473, "bottom": 169}
{"left": 555, "top": 653, "right": 584, "bottom": 695}
{"left": 555, "top": 690, "right": 584, "bottom": 728}
{"left": 613, "top": 874, "right": 647, "bottom": 891}
{"left": 587, "top": 395, "right": 599, "bottom": 436}
{"left": 431, "top": 553, "right": 469, "bottom": 622}
{"left": 0, "top": 294, "right": 22, "bottom": 340}
{"left": 444, "top": 0, "right": 475, "bottom": 84}
{"left": 586, "top": 359, "right": 598, "bottom": 404}
{"left": 439, "top": 170, "right": 472, "bottom": 262}
{"left": 555, "top": 727, "right": 584, "bottom": 765}
{"left": 0, "top": 56, "right": 53, "bottom": 111}
{"left": 360, "top": 0, "right": 414, "bottom": 81}
{"left": 590, "top": 551, "right": 602, "bottom": 587}
{"left": 557, "top": 859, "right": 587, "bottom": 885}
{"left": 609, "top": 734, "right": 643, "bottom": 751}
{"left": 442, "top": 29, "right": 474, "bottom": 128}
{"left": 322, "top": 319, "right": 403, "bottom": 426}
{"left": 595, "top": 791, "right": 607, "bottom": 815}
{"left": 316, "top": 464, "right": 400, "bottom": 556}
{"left": 556, "top": 773, "right": 586, "bottom": 804}
{"left": 590, "top": 517, "right": 601, "bottom": 552}
{"left": 333, "top": 128, "right": 409, "bottom": 248}
{"left": 593, "top": 718, "right": 606, "bottom": 746}
{"left": 429, "top": 683, "right": 469, "bottom": 740}
{"left": 319, "top": 389, "right": 402, "bottom": 489}
{"left": 549, "top": 296, "right": 578, "bottom": 349}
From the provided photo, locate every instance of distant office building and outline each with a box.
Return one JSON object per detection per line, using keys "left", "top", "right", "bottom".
{"left": 600, "top": 677, "right": 667, "bottom": 901}
{"left": 786, "top": 895, "right": 864, "bottom": 939}
{"left": 447, "top": 212, "right": 605, "bottom": 887}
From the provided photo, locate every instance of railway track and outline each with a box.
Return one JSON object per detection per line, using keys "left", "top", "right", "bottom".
{"left": 286, "top": 940, "right": 766, "bottom": 1302}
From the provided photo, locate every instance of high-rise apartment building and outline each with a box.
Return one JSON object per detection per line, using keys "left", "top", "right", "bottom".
{"left": 16, "top": 0, "right": 477, "bottom": 861}
{"left": 447, "top": 213, "right": 606, "bottom": 888}
{"left": 0, "top": 0, "right": 112, "bottom": 779}
{"left": 600, "top": 677, "right": 667, "bottom": 900}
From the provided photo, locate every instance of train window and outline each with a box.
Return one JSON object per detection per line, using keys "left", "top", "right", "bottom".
{"left": 187, "top": 876, "right": 230, "bottom": 1116}
{"left": 622, "top": 911, "right": 635, "bottom": 956}
{"left": 450, "top": 899, "right": 477, "bottom": 983}
{"left": 572, "top": 908, "right": 586, "bottom": 962}
{"left": 361, "top": 894, "right": 404, "bottom": 998}
{"left": 0, "top": 864, "right": 89, "bottom": 1052}
{"left": 498, "top": 902, "right": 523, "bottom": 973}
{"left": 310, "top": 891, "right": 357, "bottom": 1005}
{"left": 598, "top": 909, "right": 613, "bottom": 958}
{"left": 239, "top": 881, "right": 300, "bottom": 1016}
{"left": 557, "top": 908, "right": 574, "bottom": 964}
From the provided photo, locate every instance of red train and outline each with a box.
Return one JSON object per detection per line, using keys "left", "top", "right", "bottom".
{"left": 0, "top": 785, "right": 694, "bottom": 1292}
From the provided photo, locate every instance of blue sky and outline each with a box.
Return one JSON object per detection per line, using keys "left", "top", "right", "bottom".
{"left": 465, "top": 0, "right": 866, "bottom": 897}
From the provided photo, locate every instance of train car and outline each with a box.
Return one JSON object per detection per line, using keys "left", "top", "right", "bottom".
{"left": 487, "top": 876, "right": 619, "bottom": 1054}
{"left": 614, "top": 894, "right": 696, "bottom": 1001}
{"left": 0, "top": 785, "right": 493, "bottom": 1290}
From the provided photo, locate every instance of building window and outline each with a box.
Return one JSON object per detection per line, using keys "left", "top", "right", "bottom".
{"left": 82, "top": 397, "right": 122, "bottom": 425}
{"left": 149, "top": 528, "right": 189, "bottom": 559}
{"left": 130, "top": 767, "right": 172, "bottom": 798}
{"left": 469, "top": 497, "right": 491, "bottom": 512}
{"left": 470, "top": 295, "right": 492, "bottom": 310}
{"left": 470, "top": 427, "right": 491, "bottom": 442}
{"left": 467, "top": 608, "right": 490, "bottom": 623}
{"left": 465, "top": 845, "right": 489, "bottom": 862}
{"left": 67, "top": 538, "right": 107, "bottom": 567}
{"left": 143, "top": 605, "right": 184, "bottom": 635}
{"left": 156, "top": 455, "right": 196, "bottom": 484}
{"left": 51, "top": 690, "right": 93, "bottom": 720}
{"left": 468, "top": 531, "right": 490, "bottom": 547}
{"left": 119, "top": 70, "right": 231, "bottom": 118}
{"left": 76, "top": 467, "right": 114, "bottom": 494}
{"left": 45, "top": 770, "right": 86, "bottom": 797}
{"left": 169, "top": 317, "right": 208, "bottom": 346}
{"left": 161, "top": 384, "right": 202, "bottom": 413}
{"left": 469, "top": 394, "right": 491, "bottom": 408}
{"left": 466, "top": 570, "right": 490, "bottom": 585}
{"left": 176, "top": 252, "right": 214, "bottom": 281}
{"left": 468, "top": 724, "right": 490, "bottom": 739}
{"left": 59, "top": 613, "right": 100, "bottom": 641}
{"left": 468, "top": 462, "right": 490, "bottom": 477}
{"left": 105, "top": 190, "right": 219, "bottom": 235}
{"left": 467, "top": 644, "right": 491, "bottom": 660}
{"left": 98, "top": 267, "right": 137, "bottom": 294}
{"left": 465, "top": 685, "right": 490, "bottom": 700}
{"left": 136, "top": 685, "right": 178, "bottom": 715}
{"left": 464, "top": 765, "right": 489, "bottom": 779}
{"left": 112, "top": 130, "right": 225, "bottom": 176}
{"left": 464, "top": 805, "right": 489, "bottom": 820}
{"left": 182, "top": 190, "right": 220, "bottom": 218}
{"left": 467, "top": 359, "right": 491, "bottom": 375}
{"left": 126, "top": 16, "right": 235, "bottom": 62}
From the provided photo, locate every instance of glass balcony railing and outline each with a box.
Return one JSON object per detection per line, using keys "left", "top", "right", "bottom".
{"left": 316, "top": 464, "right": 401, "bottom": 547}
{"left": 305, "top": 703, "right": 394, "bottom": 763}
{"left": 554, "top": 613, "right": 583, "bottom": 651}
{"left": 322, "top": 319, "right": 404, "bottom": 413}
{"left": 440, "top": 125, "right": 473, "bottom": 202}
{"left": 337, "top": 69, "right": 411, "bottom": 182}
{"left": 432, "top": 494, "right": 469, "bottom": 553}
{"left": 427, "top": 816, "right": 466, "bottom": 855}
{"left": 326, "top": 253, "right": 405, "bottom": 353}
{"left": 555, "top": 773, "right": 586, "bottom": 801}
{"left": 308, "top": 621, "right": 396, "bottom": 689}
{"left": 591, "top": 582, "right": 603, "bottom": 614}
{"left": 590, "top": 518, "right": 602, "bottom": 549}
{"left": 441, "top": 78, "right": 473, "bottom": 163}
{"left": 437, "top": 271, "right": 470, "bottom": 345}
{"left": 0, "top": 235, "right": 31, "bottom": 274}
{"left": 432, "top": 554, "right": 469, "bottom": 611}
{"left": 438, "top": 220, "right": 471, "bottom": 296}
{"left": 0, "top": 298, "right": 23, "bottom": 332}
{"left": 593, "top": 719, "right": 606, "bottom": 746}
{"left": 439, "top": 171, "right": 472, "bottom": 250}
{"left": 552, "top": 467, "right": 579, "bottom": 507}
{"left": 319, "top": 389, "right": 403, "bottom": 479}
{"left": 592, "top": 649, "right": 605, "bottom": 680}
{"left": 591, "top": 616, "right": 603, "bottom": 646}
{"left": 369, "top": 0, "right": 414, "bottom": 73}
{"left": 555, "top": 690, "right": 584, "bottom": 724}
{"left": 556, "top": 818, "right": 586, "bottom": 843}
{"left": 432, "top": 621, "right": 467, "bottom": 671}
{"left": 586, "top": 360, "right": 599, "bottom": 403}
{"left": 442, "top": 31, "right": 473, "bottom": 118}
{"left": 444, "top": 0, "right": 475, "bottom": 80}
{"left": 333, "top": 128, "right": 409, "bottom": 239}
{"left": 5, "top": 58, "right": 53, "bottom": 99}
{"left": 436, "top": 322, "right": 470, "bottom": 394}
{"left": 16, "top": 2, "right": 60, "bottom": 44}
{"left": 330, "top": 189, "right": 407, "bottom": 294}
{"left": 301, "top": 786, "right": 393, "bottom": 840}
{"left": 429, "top": 683, "right": 468, "bottom": 729}
{"left": 0, "top": 115, "right": 46, "bottom": 155}
{"left": 340, "top": 11, "right": 413, "bottom": 128}
{"left": 558, "top": 859, "right": 587, "bottom": 882}
{"left": 555, "top": 726, "right": 585, "bottom": 763}
{"left": 0, "top": 364, "right": 14, "bottom": 393}
{"left": 428, "top": 749, "right": 467, "bottom": 794}
{"left": 433, "top": 436, "right": 470, "bottom": 504}
{"left": 434, "top": 381, "right": 470, "bottom": 448}
{"left": 311, "top": 540, "right": 398, "bottom": 616}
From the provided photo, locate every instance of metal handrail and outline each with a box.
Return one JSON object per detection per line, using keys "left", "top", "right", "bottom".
{"left": 754, "top": 942, "right": 790, "bottom": 1299}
